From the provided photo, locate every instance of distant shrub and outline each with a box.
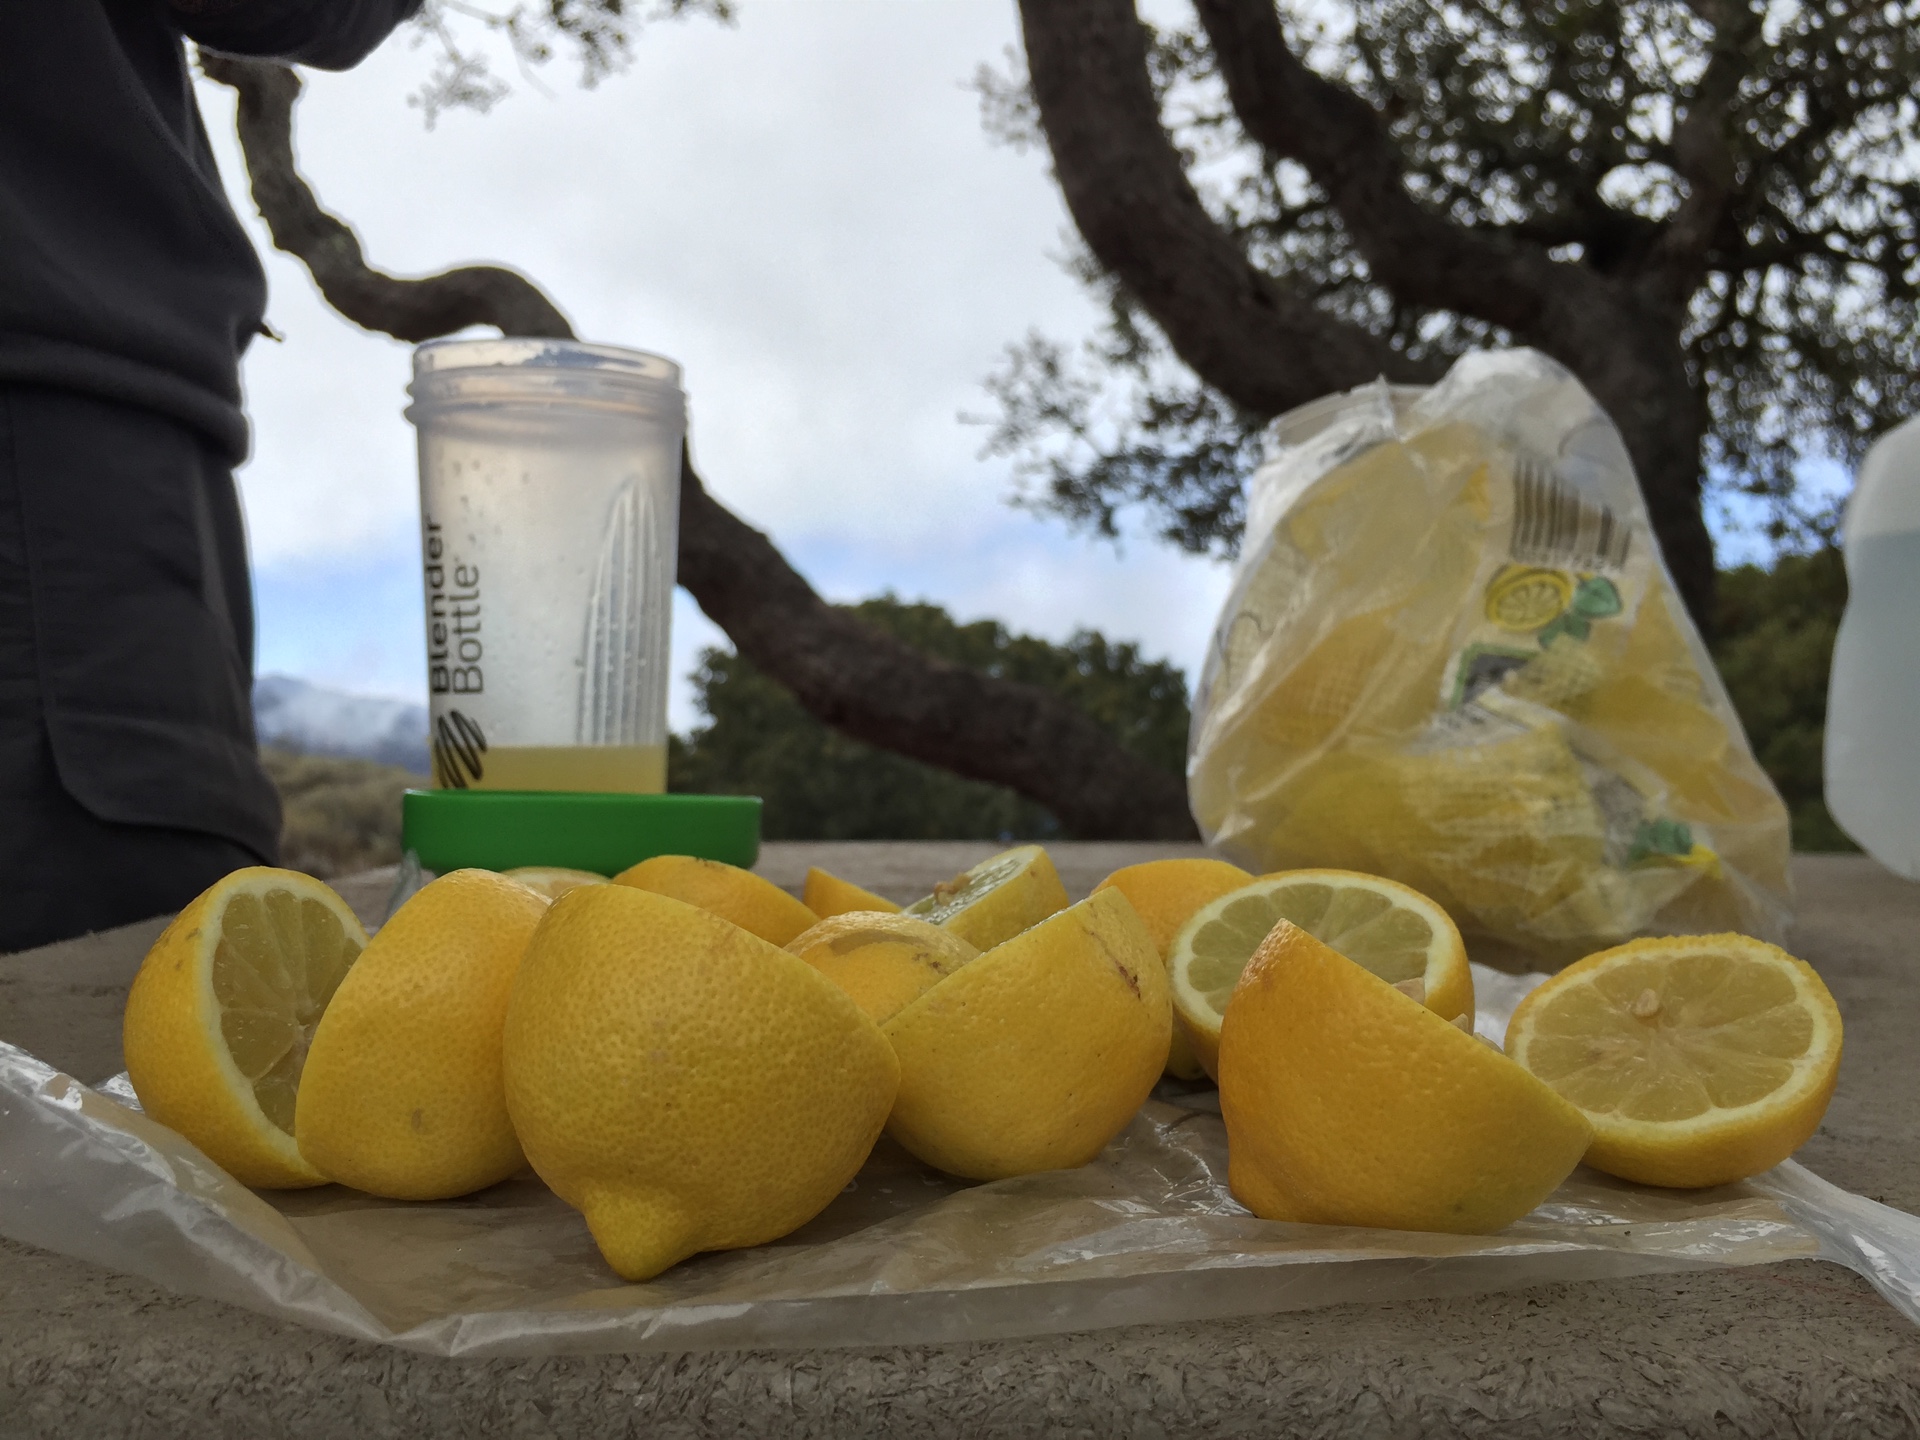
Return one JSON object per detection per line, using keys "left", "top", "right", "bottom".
{"left": 670, "top": 595, "right": 1190, "bottom": 840}
{"left": 1711, "top": 545, "right": 1855, "bottom": 852}
{"left": 261, "top": 748, "right": 424, "bottom": 878}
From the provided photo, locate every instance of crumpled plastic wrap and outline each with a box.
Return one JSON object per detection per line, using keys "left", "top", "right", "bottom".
{"left": 1188, "top": 349, "right": 1793, "bottom": 967}
{"left": 3, "top": 965, "right": 1917, "bottom": 1354}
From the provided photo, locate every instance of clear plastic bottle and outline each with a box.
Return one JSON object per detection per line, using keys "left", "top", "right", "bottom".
{"left": 405, "top": 339, "right": 686, "bottom": 793}
{"left": 1825, "top": 414, "right": 1920, "bottom": 879}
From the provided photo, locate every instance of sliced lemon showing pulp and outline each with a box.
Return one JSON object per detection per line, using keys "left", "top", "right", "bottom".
{"left": 1504, "top": 933, "right": 1842, "bottom": 1188}
{"left": 122, "top": 868, "right": 367, "bottom": 1187}
{"left": 1170, "top": 868, "right": 1472, "bottom": 1078}
{"left": 902, "top": 844, "right": 1069, "bottom": 950}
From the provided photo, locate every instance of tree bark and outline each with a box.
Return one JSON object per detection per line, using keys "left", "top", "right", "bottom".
{"left": 1017, "top": 0, "right": 1723, "bottom": 627}
{"left": 202, "top": 54, "right": 1197, "bottom": 838}
{"left": 1016, "top": 0, "right": 1427, "bottom": 415}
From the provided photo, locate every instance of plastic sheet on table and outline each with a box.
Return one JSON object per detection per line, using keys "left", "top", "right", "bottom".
{"left": 2, "top": 964, "right": 1916, "bottom": 1356}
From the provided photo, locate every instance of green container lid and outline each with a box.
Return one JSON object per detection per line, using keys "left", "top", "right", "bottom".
{"left": 401, "top": 790, "right": 761, "bottom": 875}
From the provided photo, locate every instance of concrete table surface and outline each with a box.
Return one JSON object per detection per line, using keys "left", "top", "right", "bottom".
{"left": 3, "top": 846, "right": 1919, "bottom": 1438}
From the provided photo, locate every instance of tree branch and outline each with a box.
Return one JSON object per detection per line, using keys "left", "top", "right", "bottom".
{"left": 1017, "top": 0, "right": 1429, "bottom": 416}
{"left": 203, "top": 52, "right": 1196, "bottom": 838}
{"left": 1187, "top": 0, "right": 1602, "bottom": 338}
{"left": 1654, "top": 1, "right": 1761, "bottom": 287}
{"left": 200, "top": 55, "right": 575, "bottom": 341}
{"left": 675, "top": 458, "right": 1197, "bottom": 837}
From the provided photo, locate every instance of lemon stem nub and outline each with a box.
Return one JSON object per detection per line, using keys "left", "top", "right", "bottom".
{"left": 1630, "top": 988, "right": 1662, "bottom": 1019}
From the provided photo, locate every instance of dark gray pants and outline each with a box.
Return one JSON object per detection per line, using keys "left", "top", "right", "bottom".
{"left": 0, "top": 385, "right": 280, "bottom": 954}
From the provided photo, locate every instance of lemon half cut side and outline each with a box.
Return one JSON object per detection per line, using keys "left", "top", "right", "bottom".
{"left": 902, "top": 844, "right": 1069, "bottom": 950}
{"left": 1505, "top": 933, "right": 1843, "bottom": 1188}
{"left": 1170, "top": 868, "right": 1473, "bottom": 1079}
{"left": 122, "top": 867, "right": 368, "bottom": 1188}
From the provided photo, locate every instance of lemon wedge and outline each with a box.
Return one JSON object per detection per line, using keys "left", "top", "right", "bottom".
{"left": 803, "top": 867, "right": 902, "bottom": 918}
{"left": 902, "top": 844, "right": 1068, "bottom": 949}
{"left": 1222, "top": 920, "right": 1590, "bottom": 1233}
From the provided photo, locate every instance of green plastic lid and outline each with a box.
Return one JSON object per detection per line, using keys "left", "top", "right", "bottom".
{"left": 401, "top": 790, "right": 761, "bottom": 875}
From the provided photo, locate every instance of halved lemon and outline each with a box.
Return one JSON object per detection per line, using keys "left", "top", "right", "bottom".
{"left": 503, "top": 866, "right": 606, "bottom": 901}
{"left": 121, "top": 868, "right": 368, "bottom": 1187}
{"left": 902, "top": 844, "right": 1069, "bottom": 950}
{"left": 803, "top": 866, "right": 902, "bottom": 918}
{"left": 1504, "top": 933, "right": 1843, "bottom": 1188}
{"left": 786, "top": 911, "right": 977, "bottom": 1025}
{"left": 1222, "top": 920, "right": 1591, "bottom": 1234}
{"left": 614, "top": 854, "right": 820, "bottom": 947}
{"left": 1170, "top": 868, "right": 1472, "bottom": 1078}
{"left": 1092, "top": 857, "right": 1253, "bottom": 1080}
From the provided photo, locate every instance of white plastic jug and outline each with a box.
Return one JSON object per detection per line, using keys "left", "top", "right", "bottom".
{"left": 1825, "top": 414, "right": 1920, "bottom": 879}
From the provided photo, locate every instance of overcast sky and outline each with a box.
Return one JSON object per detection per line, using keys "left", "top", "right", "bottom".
{"left": 194, "top": 0, "right": 1238, "bottom": 730}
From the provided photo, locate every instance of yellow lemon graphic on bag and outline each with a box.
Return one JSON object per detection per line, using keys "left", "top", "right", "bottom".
{"left": 1485, "top": 565, "right": 1571, "bottom": 632}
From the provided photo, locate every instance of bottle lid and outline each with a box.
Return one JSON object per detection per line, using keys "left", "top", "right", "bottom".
{"left": 401, "top": 790, "right": 760, "bottom": 876}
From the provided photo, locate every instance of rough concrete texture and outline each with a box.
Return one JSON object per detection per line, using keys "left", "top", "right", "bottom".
{"left": 2, "top": 849, "right": 1918, "bottom": 1438}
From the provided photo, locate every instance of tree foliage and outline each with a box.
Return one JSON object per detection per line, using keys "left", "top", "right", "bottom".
{"left": 1711, "top": 543, "right": 1854, "bottom": 851}
{"left": 986, "top": 0, "right": 1920, "bottom": 598}
{"left": 669, "top": 597, "right": 1191, "bottom": 839}
{"left": 404, "top": 0, "right": 732, "bottom": 125}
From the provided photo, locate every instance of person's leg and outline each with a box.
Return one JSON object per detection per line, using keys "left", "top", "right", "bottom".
{"left": 0, "top": 385, "right": 279, "bottom": 954}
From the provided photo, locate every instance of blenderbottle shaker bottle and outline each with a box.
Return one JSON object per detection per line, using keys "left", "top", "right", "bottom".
{"left": 404, "top": 339, "right": 686, "bottom": 793}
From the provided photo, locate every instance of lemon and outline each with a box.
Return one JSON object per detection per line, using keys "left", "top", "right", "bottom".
{"left": 1221, "top": 921, "right": 1592, "bottom": 1233}
{"left": 122, "top": 868, "right": 366, "bottom": 1189}
{"left": 294, "top": 869, "right": 549, "bottom": 1201}
{"left": 803, "top": 866, "right": 903, "bottom": 918}
{"left": 1093, "top": 857, "right": 1254, "bottom": 1080}
{"left": 503, "top": 866, "right": 608, "bottom": 901}
{"left": 902, "top": 844, "right": 1069, "bottom": 949}
{"left": 613, "top": 854, "right": 819, "bottom": 946}
{"left": 883, "top": 888, "right": 1169, "bottom": 1180}
{"left": 1170, "top": 869, "right": 1472, "bottom": 1079}
{"left": 504, "top": 884, "right": 899, "bottom": 1281}
{"left": 786, "top": 912, "right": 979, "bottom": 1025}
{"left": 1504, "top": 933, "right": 1843, "bottom": 1188}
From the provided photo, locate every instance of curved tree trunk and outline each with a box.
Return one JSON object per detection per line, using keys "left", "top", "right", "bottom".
{"left": 1017, "top": 0, "right": 1725, "bottom": 628}
{"left": 202, "top": 54, "right": 1197, "bottom": 839}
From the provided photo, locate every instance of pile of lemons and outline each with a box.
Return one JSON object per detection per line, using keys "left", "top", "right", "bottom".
{"left": 120, "top": 846, "right": 1842, "bottom": 1282}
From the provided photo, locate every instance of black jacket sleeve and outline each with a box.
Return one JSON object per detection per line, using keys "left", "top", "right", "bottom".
{"left": 171, "top": 0, "right": 423, "bottom": 72}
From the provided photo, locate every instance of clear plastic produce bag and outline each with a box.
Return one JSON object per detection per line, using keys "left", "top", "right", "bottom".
{"left": 2, "top": 966, "right": 1918, "bottom": 1355}
{"left": 1189, "top": 349, "right": 1793, "bottom": 967}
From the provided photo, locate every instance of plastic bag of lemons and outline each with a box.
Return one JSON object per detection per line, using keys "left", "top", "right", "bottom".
{"left": 1188, "top": 349, "right": 1792, "bottom": 968}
